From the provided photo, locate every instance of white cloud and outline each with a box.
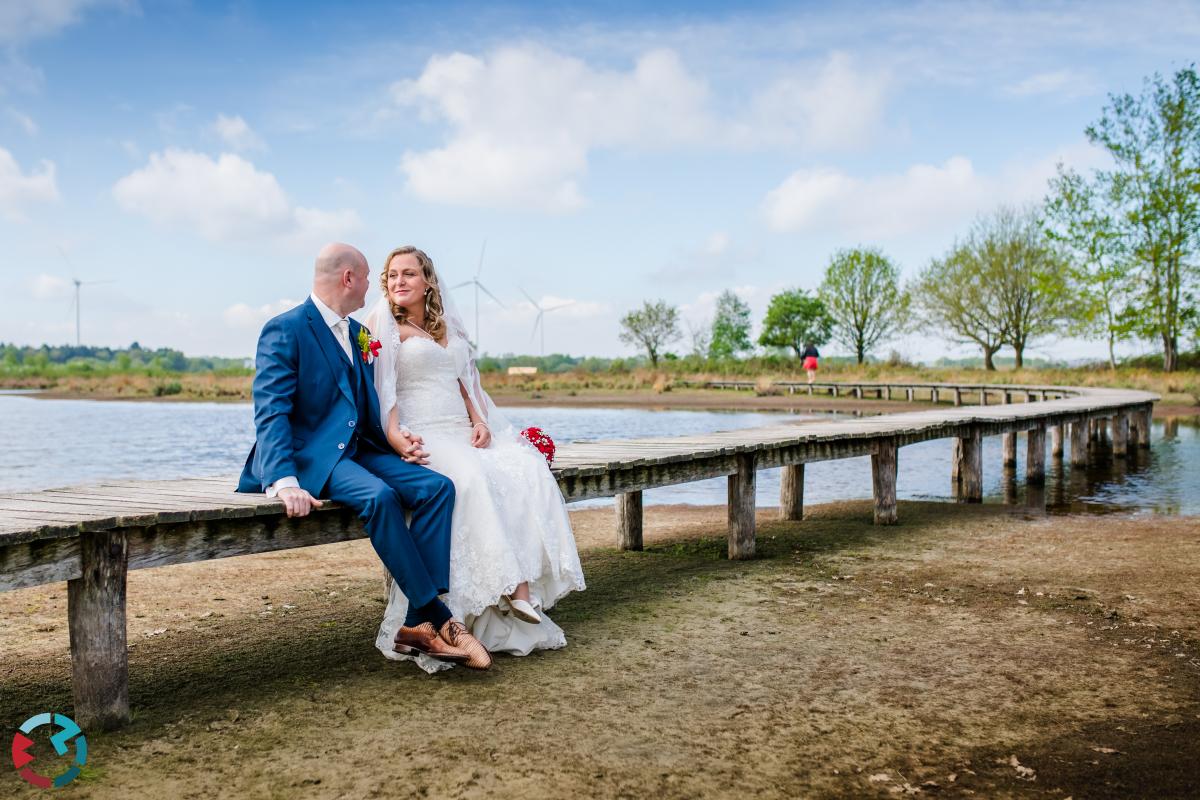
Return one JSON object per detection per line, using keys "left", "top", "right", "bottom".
{"left": 29, "top": 273, "right": 70, "bottom": 299}
{"left": 742, "top": 51, "right": 889, "bottom": 149}
{"left": 223, "top": 298, "right": 301, "bottom": 330}
{"left": 0, "top": 145, "right": 58, "bottom": 220}
{"left": 6, "top": 107, "right": 37, "bottom": 134}
{"left": 392, "top": 45, "right": 891, "bottom": 212}
{"left": 211, "top": 113, "right": 265, "bottom": 152}
{"left": 112, "top": 148, "right": 362, "bottom": 247}
{"left": 394, "top": 46, "right": 712, "bottom": 212}
{"left": 0, "top": 0, "right": 132, "bottom": 45}
{"left": 1004, "top": 69, "right": 1100, "bottom": 99}
{"left": 762, "top": 142, "right": 1109, "bottom": 239}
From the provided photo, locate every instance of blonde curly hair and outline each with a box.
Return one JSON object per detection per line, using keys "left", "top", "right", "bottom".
{"left": 380, "top": 246, "right": 447, "bottom": 342}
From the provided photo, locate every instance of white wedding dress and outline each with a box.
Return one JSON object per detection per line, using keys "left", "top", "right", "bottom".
{"left": 373, "top": 332, "right": 586, "bottom": 671}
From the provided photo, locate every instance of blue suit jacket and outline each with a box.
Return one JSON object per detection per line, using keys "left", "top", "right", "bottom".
{"left": 237, "top": 298, "right": 390, "bottom": 495}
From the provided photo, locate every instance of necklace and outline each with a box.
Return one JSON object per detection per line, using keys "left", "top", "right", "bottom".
{"left": 402, "top": 318, "right": 434, "bottom": 340}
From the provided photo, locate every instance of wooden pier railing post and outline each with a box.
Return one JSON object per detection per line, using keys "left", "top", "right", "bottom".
{"left": 953, "top": 388, "right": 962, "bottom": 406}
{"left": 1002, "top": 433, "right": 1017, "bottom": 467}
{"left": 616, "top": 491, "right": 644, "bottom": 551}
{"left": 68, "top": 530, "right": 130, "bottom": 731}
{"left": 1070, "top": 420, "right": 1089, "bottom": 466}
{"left": 871, "top": 439, "right": 898, "bottom": 525}
{"left": 727, "top": 453, "right": 756, "bottom": 559}
{"left": 958, "top": 429, "right": 983, "bottom": 503}
{"left": 780, "top": 464, "right": 804, "bottom": 521}
{"left": 1135, "top": 407, "right": 1152, "bottom": 449}
{"left": 1112, "top": 412, "right": 1129, "bottom": 457}
{"left": 1026, "top": 425, "right": 1046, "bottom": 485}
{"left": 1051, "top": 424, "right": 1064, "bottom": 459}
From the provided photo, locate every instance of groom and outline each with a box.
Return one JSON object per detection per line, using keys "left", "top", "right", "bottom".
{"left": 237, "top": 242, "right": 486, "bottom": 666}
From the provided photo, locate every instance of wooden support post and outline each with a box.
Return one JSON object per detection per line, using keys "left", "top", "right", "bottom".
{"left": 831, "top": 386, "right": 839, "bottom": 398}
{"left": 951, "top": 437, "right": 962, "bottom": 488}
{"left": 980, "top": 389, "right": 989, "bottom": 406}
{"left": 1138, "top": 408, "right": 1153, "bottom": 448}
{"left": 954, "top": 388, "right": 962, "bottom": 406}
{"left": 780, "top": 464, "right": 804, "bottom": 521}
{"left": 1112, "top": 412, "right": 1129, "bottom": 457}
{"left": 807, "top": 384, "right": 813, "bottom": 396}
{"left": 1026, "top": 425, "right": 1046, "bottom": 485}
{"left": 68, "top": 530, "right": 130, "bottom": 731}
{"left": 1002, "top": 432, "right": 1017, "bottom": 467}
{"left": 853, "top": 386, "right": 862, "bottom": 399}
{"left": 1070, "top": 420, "right": 1089, "bottom": 466}
{"left": 905, "top": 387, "right": 913, "bottom": 401}
{"left": 727, "top": 453, "right": 756, "bottom": 560}
{"left": 931, "top": 388, "right": 940, "bottom": 403}
{"left": 958, "top": 430, "right": 983, "bottom": 503}
{"left": 884, "top": 386, "right": 892, "bottom": 400}
{"left": 871, "top": 439, "right": 898, "bottom": 525}
{"left": 1004, "top": 390, "right": 1013, "bottom": 404}
{"left": 616, "top": 491, "right": 643, "bottom": 551}
{"left": 1051, "top": 424, "right": 1064, "bottom": 459}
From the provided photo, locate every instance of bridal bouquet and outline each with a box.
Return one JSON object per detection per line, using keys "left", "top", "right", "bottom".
{"left": 520, "top": 427, "right": 556, "bottom": 465}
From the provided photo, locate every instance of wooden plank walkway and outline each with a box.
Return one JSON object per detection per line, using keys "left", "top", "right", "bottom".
{"left": 0, "top": 381, "right": 1157, "bottom": 730}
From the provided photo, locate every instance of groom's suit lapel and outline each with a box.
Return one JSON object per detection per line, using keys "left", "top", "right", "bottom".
{"left": 349, "top": 318, "right": 382, "bottom": 424}
{"left": 304, "top": 299, "right": 354, "bottom": 406}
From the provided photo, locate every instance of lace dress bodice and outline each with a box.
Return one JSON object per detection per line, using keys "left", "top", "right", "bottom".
{"left": 392, "top": 331, "right": 471, "bottom": 433}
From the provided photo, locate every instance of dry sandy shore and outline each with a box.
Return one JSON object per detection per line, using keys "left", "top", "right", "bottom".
{"left": 2, "top": 502, "right": 1198, "bottom": 799}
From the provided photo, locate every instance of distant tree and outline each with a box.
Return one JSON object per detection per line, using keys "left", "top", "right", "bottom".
{"left": 618, "top": 300, "right": 681, "bottom": 367}
{"left": 708, "top": 290, "right": 753, "bottom": 359}
{"left": 757, "top": 289, "right": 834, "bottom": 357}
{"left": 1084, "top": 66, "right": 1200, "bottom": 371}
{"left": 986, "top": 206, "right": 1073, "bottom": 369}
{"left": 915, "top": 239, "right": 1009, "bottom": 371}
{"left": 1044, "top": 167, "right": 1133, "bottom": 369}
{"left": 819, "top": 247, "right": 908, "bottom": 364}
{"left": 685, "top": 318, "right": 711, "bottom": 358}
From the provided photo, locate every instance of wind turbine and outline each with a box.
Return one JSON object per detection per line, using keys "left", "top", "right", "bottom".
{"left": 450, "top": 241, "right": 505, "bottom": 350}
{"left": 58, "top": 246, "right": 114, "bottom": 346}
{"left": 521, "top": 288, "right": 574, "bottom": 358}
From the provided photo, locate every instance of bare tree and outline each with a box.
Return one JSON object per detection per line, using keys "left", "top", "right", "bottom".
{"left": 619, "top": 300, "right": 681, "bottom": 367}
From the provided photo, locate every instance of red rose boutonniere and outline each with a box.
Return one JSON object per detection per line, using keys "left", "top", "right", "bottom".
{"left": 357, "top": 327, "right": 382, "bottom": 365}
{"left": 520, "top": 426, "right": 556, "bottom": 465}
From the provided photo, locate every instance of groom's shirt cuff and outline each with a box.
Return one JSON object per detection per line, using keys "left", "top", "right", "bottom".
{"left": 266, "top": 476, "right": 299, "bottom": 497}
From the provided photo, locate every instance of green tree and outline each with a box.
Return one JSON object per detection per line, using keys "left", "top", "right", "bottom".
{"left": 618, "top": 300, "right": 681, "bottom": 367}
{"left": 708, "top": 290, "right": 752, "bottom": 359}
{"left": 757, "top": 289, "right": 834, "bottom": 357}
{"left": 1085, "top": 66, "right": 1200, "bottom": 371}
{"left": 1044, "top": 166, "right": 1133, "bottom": 369}
{"left": 819, "top": 247, "right": 908, "bottom": 364}
{"left": 915, "top": 239, "right": 1009, "bottom": 371}
{"left": 986, "top": 206, "right": 1073, "bottom": 368}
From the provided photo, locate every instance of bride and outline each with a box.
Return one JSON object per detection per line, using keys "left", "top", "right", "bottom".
{"left": 366, "top": 245, "right": 586, "bottom": 672}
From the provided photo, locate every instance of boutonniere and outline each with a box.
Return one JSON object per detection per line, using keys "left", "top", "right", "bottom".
{"left": 357, "top": 327, "right": 382, "bottom": 365}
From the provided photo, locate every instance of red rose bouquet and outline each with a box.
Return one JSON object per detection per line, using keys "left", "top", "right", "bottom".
{"left": 520, "top": 426, "right": 556, "bottom": 465}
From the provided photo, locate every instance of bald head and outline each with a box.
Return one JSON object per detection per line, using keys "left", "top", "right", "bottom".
{"left": 312, "top": 242, "right": 371, "bottom": 316}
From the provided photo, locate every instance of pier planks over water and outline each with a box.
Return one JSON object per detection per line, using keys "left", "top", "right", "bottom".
{"left": 0, "top": 381, "right": 1157, "bottom": 730}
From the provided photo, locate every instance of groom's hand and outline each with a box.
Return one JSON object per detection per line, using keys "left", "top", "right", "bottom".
{"left": 277, "top": 487, "right": 324, "bottom": 517}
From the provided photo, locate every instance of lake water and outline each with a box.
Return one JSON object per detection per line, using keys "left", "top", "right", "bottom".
{"left": 1, "top": 393, "right": 1197, "bottom": 516}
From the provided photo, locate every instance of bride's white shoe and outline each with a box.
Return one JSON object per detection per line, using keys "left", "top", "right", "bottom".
{"left": 501, "top": 594, "right": 542, "bottom": 624}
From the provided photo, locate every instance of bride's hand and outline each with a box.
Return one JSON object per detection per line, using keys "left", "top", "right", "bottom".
{"left": 470, "top": 422, "right": 491, "bottom": 448}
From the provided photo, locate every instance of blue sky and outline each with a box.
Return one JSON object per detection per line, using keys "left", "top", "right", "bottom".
{"left": 1, "top": 0, "right": 1197, "bottom": 361}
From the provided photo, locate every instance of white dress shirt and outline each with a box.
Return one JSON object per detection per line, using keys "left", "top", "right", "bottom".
{"left": 266, "top": 293, "right": 351, "bottom": 498}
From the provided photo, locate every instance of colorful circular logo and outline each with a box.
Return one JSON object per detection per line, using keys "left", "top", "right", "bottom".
{"left": 11, "top": 713, "right": 87, "bottom": 789}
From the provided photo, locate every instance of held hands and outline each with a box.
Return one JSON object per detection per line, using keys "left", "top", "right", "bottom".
{"left": 277, "top": 486, "right": 324, "bottom": 518}
{"left": 470, "top": 421, "right": 491, "bottom": 448}
{"left": 397, "top": 429, "right": 430, "bottom": 465}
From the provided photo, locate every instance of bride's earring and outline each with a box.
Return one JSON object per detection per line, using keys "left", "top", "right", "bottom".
{"left": 425, "top": 289, "right": 431, "bottom": 315}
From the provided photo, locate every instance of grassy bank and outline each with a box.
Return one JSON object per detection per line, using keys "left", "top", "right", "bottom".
{"left": 2, "top": 502, "right": 1197, "bottom": 798}
{"left": 3, "top": 363, "right": 1198, "bottom": 407}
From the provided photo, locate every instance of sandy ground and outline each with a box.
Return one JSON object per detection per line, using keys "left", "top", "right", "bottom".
{"left": 2, "top": 501, "right": 1198, "bottom": 799}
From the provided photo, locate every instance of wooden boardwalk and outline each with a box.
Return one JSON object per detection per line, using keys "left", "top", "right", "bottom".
{"left": 0, "top": 381, "right": 1157, "bottom": 729}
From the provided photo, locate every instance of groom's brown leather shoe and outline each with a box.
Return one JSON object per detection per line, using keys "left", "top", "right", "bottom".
{"left": 439, "top": 619, "right": 492, "bottom": 670}
{"left": 394, "top": 622, "right": 470, "bottom": 663}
